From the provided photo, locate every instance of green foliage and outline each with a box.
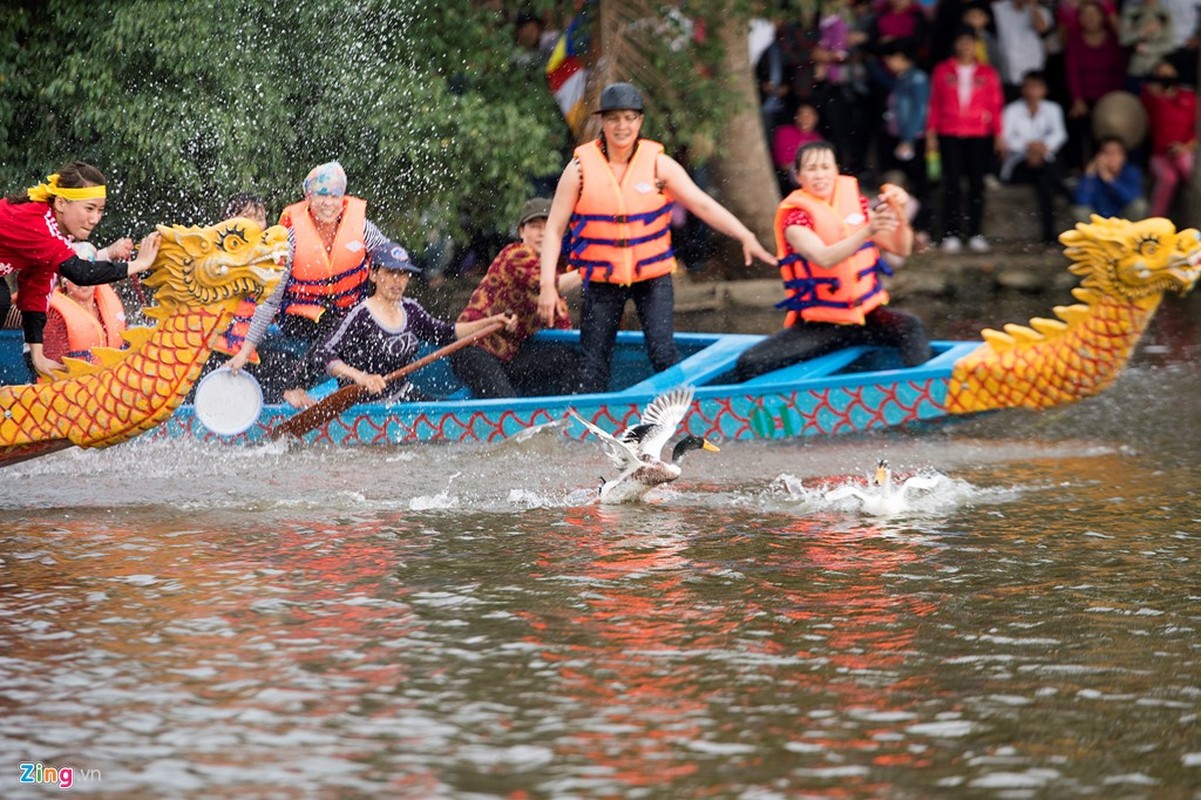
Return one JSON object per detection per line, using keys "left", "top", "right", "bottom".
{"left": 0, "top": 0, "right": 567, "bottom": 251}
{"left": 0, "top": 1, "right": 742, "bottom": 254}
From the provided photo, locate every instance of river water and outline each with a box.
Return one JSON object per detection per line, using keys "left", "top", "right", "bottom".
{"left": 1, "top": 298, "right": 1199, "bottom": 799}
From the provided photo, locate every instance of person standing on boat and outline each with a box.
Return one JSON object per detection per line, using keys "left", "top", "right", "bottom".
{"left": 285, "top": 242, "right": 515, "bottom": 408}
{"left": 0, "top": 162, "right": 159, "bottom": 379}
{"left": 733, "top": 140, "right": 930, "bottom": 382}
{"left": 451, "top": 197, "right": 582, "bottom": 398}
{"left": 536, "top": 82, "right": 776, "bottom": 394}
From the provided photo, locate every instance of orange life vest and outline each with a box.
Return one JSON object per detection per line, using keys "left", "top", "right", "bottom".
{"left": 48, "top": 284, "right": 127, "bottom": 362}
{"left": 567, "top": 138, "right": 675, "bottom": 285}
{"left": 209, "top": 296, "right": 261, "bottom": 359}
{"left": 775, "top": 176, "right": 890, "bottom": 327}
{"left": 280, "top": 196, "right": 369, "bottom": 321}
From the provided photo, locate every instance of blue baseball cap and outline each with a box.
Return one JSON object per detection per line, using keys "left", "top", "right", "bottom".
{"left": 371, "top": 242, "right": 421, "bottom": 274}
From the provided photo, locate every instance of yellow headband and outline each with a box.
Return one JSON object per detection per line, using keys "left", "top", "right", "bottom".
{"left": 25, "top": 173, "right": 107, "bottom": 203}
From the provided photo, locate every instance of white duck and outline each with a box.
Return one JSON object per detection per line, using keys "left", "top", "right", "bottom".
{"left": 569, "top": 386, "right": 720, "bottom": 504}
{"left": 825, "top": 459, "right": 940, "bottom": 516}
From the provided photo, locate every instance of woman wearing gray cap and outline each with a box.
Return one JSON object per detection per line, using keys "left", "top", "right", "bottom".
{"left": 536, "top": 82, "right": 776, "bottom": 394}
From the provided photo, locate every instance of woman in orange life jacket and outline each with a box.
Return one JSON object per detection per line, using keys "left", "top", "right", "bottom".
{"left": 733, "top": 140, "right": 930, "bottom": 382}
{"left": 0, "top": 161, "right": 160, "bottom": 378}
{"left": 537, "top": 82, "right": 776, "bottom": 394}
{"left": 219, "top": 163, "right": 389, "bottom": 404}
{"left": 42, "top": 242, "right": 128, "bottom": 365}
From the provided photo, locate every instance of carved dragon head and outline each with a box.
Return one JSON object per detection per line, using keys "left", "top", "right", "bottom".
{"left": 1060, "top": 216, "right": 1201, "bottom": 303}
{"left": 139, "top": 217, "right": 289, "bottom": 312}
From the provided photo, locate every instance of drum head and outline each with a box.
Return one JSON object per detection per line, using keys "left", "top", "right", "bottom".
{"left": 193, "top": 367, "right": 263, "bottom": 436}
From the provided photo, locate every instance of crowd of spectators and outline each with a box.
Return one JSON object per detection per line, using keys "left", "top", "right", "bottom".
{"left": 754, "top": 0, "right": 1198, "bottom": 251}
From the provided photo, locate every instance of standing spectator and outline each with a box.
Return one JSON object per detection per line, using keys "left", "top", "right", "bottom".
{"left": 1120, "top": 0, "right": 1176, "bottom": 92}
{"left": 1063, "top": 1, "right": 1128, "bottom": 170}
{"left": 1001, "top": 70, "right": 1068, "bottom": 244}
{"left": 880, "top": 43, "right": 933, "bottom": 240}
{"left": 512, "top": 9, "right": 558, "bottom": 68}
{"left": 814, "top": 0, "right": 862, "bottom": 173}
{"left": 1140, "top": 59, "right": 1197, "bottom": 218}
{"left": 756, "top": 16, "right": 821, "bottom": 133}
{"left": 991, "top": 0, "right": 1054, "bottom": 101}
{"left": 1054, "top": 0, "right": 1118, "bottom": 38}
{"left": 871, "top": 0, "right": 930, "bottom": 60}
{"left": 1070, "top": 136, "right": 1149, "bottom": 221}
{"left": 772, "top": 102, "right": 824, "bottom": 193}
{"left": 1159, "top": 0, "right": 1199, "bottom": 51}
{"left": 963, "top": 1, "right": 1005, "bottom": 69}
{"left": 927, "top": 26, "right": 1005, "bottom": 252}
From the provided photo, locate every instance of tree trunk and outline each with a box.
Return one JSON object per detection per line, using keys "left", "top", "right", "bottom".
{"left": 707, "top": 14, "right": 780, "bottom": 280}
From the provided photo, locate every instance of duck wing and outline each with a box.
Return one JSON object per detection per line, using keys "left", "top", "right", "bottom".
{"left": 622, "top": 385, "right": 694, "bottom": 460}
{"left": 569, "top": 409, "right": 644, "bottom": 472}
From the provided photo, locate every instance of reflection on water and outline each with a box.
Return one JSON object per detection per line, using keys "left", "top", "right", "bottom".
{"left": 2, "top": 317, "right": 1200, "bottom": 798}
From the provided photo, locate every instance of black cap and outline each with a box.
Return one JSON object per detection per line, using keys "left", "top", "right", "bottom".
{"left": 597, "top": 82, "right": 644, "bottom": 113}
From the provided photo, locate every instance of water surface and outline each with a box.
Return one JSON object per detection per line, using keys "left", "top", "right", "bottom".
{"left": 2, "top": 310, "right": 1199, "bottom": 799}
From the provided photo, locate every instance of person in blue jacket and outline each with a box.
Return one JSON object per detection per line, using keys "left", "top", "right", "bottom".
{"left": 1070, "top": 136, "right": 1149, "bottom": 223}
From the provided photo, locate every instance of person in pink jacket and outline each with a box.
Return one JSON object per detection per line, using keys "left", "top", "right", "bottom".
{"left": 926, "top": 26, "right": 1005, "bottom": 253}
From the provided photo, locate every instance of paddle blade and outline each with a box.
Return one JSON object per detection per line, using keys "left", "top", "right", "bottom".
{"left": 267, "top": 385, "right": 365, "bottom": 440}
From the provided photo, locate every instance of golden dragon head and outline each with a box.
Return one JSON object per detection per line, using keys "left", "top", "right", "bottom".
{"left": 139, "top": 217, "right": 289, "bottom": 313}
{"left": 1060, "top": 216, "right": 1201, "bottom": 303}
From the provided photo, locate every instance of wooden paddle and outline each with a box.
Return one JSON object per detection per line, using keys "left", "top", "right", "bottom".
{"left": 267, "top": 320, "right": 505, "bottom": 440}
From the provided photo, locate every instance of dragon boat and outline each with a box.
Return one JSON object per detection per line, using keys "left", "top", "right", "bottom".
{"left": 0, "top": 216, "right": 1197, "bottom": 463}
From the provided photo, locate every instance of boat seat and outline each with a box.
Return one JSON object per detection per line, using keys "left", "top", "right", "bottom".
{"left": 621, "top": 334, "right": 760, "bottom": 394}
{"left": 740, "top": 346, "right": 871, "bottom": 386}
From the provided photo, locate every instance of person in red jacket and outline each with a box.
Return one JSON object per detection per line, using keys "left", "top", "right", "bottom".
{"left": 926, "top": 26, "right": 1005, "bottom": 253}
{"left": 1141, "top": 59, "right": 1197, "bottom": 218}
{"left": 0, "top": 161, "right": 159, "bottom": 378}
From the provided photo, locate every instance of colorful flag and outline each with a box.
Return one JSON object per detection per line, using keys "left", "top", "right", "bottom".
{"left": 545, "top": 1, "right": 595, "bottom": 138}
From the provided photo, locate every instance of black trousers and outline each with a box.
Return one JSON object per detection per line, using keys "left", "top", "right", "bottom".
{"left": 450, "top": 341, "right": 580, "bottom": 398}
{"left": 734, "top": 305, "right": 931, "bottom": 382}
{"left": 939, "top": 135, "right": 993, "bottom": 240}
{"left": 1006, "top": 160, "right": 1062, "bottom": 243}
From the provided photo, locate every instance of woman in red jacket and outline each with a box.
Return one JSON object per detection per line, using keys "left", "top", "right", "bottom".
{"left": 1141, "top": 60, "right": 1197, "bottom": 218}
{"left": 0, "top": 162, "right": 159, "bottom": 378}
{"left": 926, "top": 26, "right": 1005, "bottom": 253}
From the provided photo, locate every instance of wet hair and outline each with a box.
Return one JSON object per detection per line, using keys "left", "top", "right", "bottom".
{"left": 794, "top": 139, "right": 837, "bottom": 173}
{"left": 7, "top": 161, "right": 106, "bottom": 204}
{"left": 223, "top": 191, "right": 266, "bottom": 220}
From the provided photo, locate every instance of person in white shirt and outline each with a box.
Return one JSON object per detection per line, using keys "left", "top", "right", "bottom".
{"left": 1000, "top": 70, "right": 1068, "bottom": 244}
{"left": 991, "top": 0, "right": 1054, "bottom": 99}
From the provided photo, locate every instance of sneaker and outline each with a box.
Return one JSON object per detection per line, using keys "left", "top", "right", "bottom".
{"left": 967, "top": 235, "right": 990, "bottom": 253}
{"left": 940, "top": 236, "right": 963, "bottom": 254}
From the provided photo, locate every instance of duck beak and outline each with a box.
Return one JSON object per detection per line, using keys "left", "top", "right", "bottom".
{"left": 702, "top": 439, "right": 720, "bottom": 452}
